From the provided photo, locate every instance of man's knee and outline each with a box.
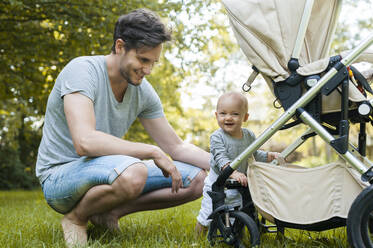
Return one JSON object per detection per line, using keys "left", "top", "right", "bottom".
{"left": 112, "top": 162, "right": 148, "bottom": 200}
{"left": 188, "top": 170, "right": 207, "bottom": 199}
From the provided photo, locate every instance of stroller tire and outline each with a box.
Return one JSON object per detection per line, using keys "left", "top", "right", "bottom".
{"left": 208, "top": 210, "right": 260, "bottom": 247}
{"left": 230, "top": 211, "right": 260, "bottom": 247}
{"left": 347, "top": 184, "right": 373, "bottom": 248}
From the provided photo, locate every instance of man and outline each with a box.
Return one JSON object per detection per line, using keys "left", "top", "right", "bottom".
{"left": 36, "top": 8, "right": 209, "bottom": 247}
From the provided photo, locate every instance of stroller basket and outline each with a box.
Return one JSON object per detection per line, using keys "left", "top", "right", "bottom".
{"left": 249, "top": 162, "right": 367, "bottom": 228}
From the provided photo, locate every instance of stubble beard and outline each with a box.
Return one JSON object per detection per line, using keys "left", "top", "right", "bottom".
{"left": 120, "top": 67, "right": 139, "bottom": 86}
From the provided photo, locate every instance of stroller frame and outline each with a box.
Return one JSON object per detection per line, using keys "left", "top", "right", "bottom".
{"left": 228, "top": 34, "right": 373, "bottom": 176}
{"left": 207, "top": 8, "right": 373, "bottom": 245}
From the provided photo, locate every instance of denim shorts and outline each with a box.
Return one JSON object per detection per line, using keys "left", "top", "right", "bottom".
{"left": 41, "top": 155, "right": 201, "bottom": 214}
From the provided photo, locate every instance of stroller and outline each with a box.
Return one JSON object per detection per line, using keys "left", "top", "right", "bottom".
{"left": 207, "top": 0, "right": 373, "bottom": 247}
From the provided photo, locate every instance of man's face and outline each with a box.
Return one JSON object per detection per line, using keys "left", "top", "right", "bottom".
{"left": 119, "top": 44, "right": 162, "bottom": 86}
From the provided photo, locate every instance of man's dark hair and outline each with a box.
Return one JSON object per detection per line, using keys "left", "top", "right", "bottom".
{"left": 111, "top": 8, "right": 172, "bottom": 53}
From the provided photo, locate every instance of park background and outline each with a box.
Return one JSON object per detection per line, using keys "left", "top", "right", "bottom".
{"left": 1, "top": 0, "right": 372, "bottom": 189}
{"left": 0, "top": 0, "right": 373, "bottom": 247}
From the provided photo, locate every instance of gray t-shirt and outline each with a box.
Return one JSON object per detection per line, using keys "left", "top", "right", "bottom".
{"left": 210, "top": 128, "right": 267, "bottom": 175}
{"left": 36, "top": 55, "right": 164, "bottom": 183}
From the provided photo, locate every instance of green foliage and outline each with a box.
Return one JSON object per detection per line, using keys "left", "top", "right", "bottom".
{"left": 0, "top": 0, "right": 184, "bottom": 133}
{"left": 0, "top": 144, "right": 38, "bottom": 189}
{"left": 177, "top": 108, "right": 218, "bottom": 151}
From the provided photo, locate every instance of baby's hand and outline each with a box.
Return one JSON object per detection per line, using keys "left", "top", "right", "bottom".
{"left": 267, "top": 152, "right": 285, "bottom": 164}
{"left": 229, "top": 171, "right": 248, "bottom": 187}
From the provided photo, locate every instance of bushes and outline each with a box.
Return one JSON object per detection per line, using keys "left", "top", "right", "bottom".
{"left": 0, "top": 145, "right": 38, "bottom": 189}
{"left": 0, "top": 123, "right": 40, "bottom": 189}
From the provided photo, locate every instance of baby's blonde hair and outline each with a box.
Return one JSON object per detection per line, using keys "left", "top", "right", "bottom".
{"left": 216, "top": 91, "right": 248, "bottom": 113}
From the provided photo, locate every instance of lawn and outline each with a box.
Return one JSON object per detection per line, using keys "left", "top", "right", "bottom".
{"left": 0, "top": 190, "right": 349, "bottom": 247}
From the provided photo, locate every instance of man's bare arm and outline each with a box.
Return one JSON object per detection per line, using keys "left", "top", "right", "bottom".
{"left": 64, "top": 92, "right": 160, "bottom": 159}
{"left": 140, "top": 117, "right": 210, "bottom": 170}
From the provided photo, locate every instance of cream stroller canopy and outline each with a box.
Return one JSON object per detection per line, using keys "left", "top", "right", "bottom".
{"left": 222, "top": 0, "right": 373, "bottom": 83}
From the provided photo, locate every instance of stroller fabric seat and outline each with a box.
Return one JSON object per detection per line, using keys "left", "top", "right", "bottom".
{"left": 248, "top": 161, "right": 368, "bottom": 225}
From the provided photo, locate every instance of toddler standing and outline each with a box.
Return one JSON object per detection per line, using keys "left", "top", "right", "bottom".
{"left": 195, "top": 91, "right": 280, "bottom": 234}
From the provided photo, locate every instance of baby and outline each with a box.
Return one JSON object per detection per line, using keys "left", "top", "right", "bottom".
{"left": 195, "top": 91, "right": 280, "bottom": 234}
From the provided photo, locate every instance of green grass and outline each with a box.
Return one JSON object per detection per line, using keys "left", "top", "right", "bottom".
{"left": 0, "top": 190, "right": 350, "bottom": 247}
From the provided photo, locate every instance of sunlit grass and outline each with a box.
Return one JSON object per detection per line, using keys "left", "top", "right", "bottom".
{"left": 0, "top": 190, "right": 349, "bottom": 247}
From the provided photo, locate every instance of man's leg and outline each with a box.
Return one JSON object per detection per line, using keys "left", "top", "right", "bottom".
{"left": 61, "top": 162, "right": 147, "bottom": 247}
{"left": 90, "top": 169, "right": 206, "bottom": 229}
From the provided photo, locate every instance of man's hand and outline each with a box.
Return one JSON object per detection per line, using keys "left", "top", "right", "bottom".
{"left": 140, "top": 117, "right": 210, "bottom": 171}
{"left": 152, "top": 147, "right": 183, "bottom": 193}
{"left": 167, "top": 166, "right": 183, "bottom": 193}
{"left": 229, "top": 171, "right": 248, "bottom": 187}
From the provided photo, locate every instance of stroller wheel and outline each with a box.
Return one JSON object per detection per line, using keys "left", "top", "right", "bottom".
{"left": 231, "top": 211, "right": 260, "bottom": 247}
{"left": 347, "top": 184, "right": 373, "bottom": 248}
{"left": 207, "top": 210, "right": 260, "bottom": 247}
